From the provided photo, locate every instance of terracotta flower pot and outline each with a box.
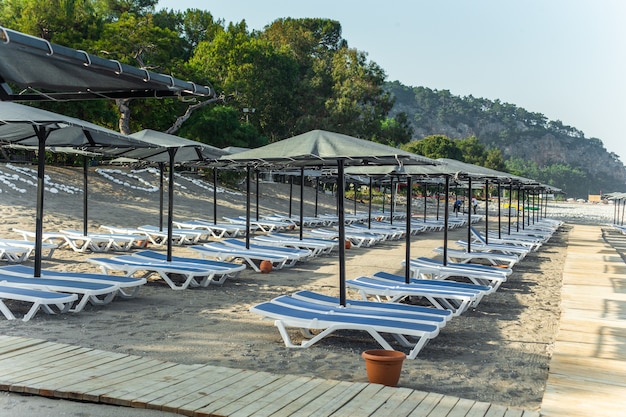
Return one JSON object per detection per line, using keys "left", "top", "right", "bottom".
{"left": 362, "top": 349, "right": 406, "bottom": 387}
{"left": 345, "top": 239, "right": 351, "bottom": 249}
{"left": 259, "top": 260, "right": 273, "bottom": 274}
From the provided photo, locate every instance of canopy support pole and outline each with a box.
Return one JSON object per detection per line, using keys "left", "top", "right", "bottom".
{"left": 158, "top": 162, "right": 164, "bottom": 230}
{"left": 246, "top": 166, "right": 251, "bottom": 249}
{"left": 368, "top": 177, "right": 372, "bottom": 229}
{"left": 166, "top": 148, "right": 176, "bottom": 262}
{"left": 442, "top": 175, "right": 450, "bottom": 266}
{"left": 34, "top": 125, "right": 48, "bottom": 277}
{"left": 299, "top": 167, "right": 304, "bottom": 240}
{"left": 405, "top": 175, "right": 412, "bottom": 284}
{"left": 213, "top": 167, "right": 217, "bottom": 225}
{"left": 484, "top": 179, "right": 489, "bottom": 245}
{"left": 466, "top": 177, "right": 472, "bottom": 252}
{"left": 83, "top": 155, "right": 88, "bottom": 236}
{"left": 337, "top": 160, "right": 346, "bottom": 306}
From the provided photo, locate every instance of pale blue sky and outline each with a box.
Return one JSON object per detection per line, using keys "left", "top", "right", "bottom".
{"left": 157, "top": 0, "right": 626, "bottom": 165}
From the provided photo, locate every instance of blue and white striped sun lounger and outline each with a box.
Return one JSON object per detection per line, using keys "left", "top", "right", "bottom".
{"left": 455, "top": 240, "right": 531, "bottom": 260}
{"left": 131, "top": 250, "right": 246, "bottom": 285}
{"left": 252, "top": 234, "right": 336, "bottom": 256}
{"left": 87, "top": 255, "right": 219, "bottom": 290}
{"left": 371, "top": 271, "right": 494, "bottom": 298}
{"left": 0, "top": 285, "right": 77, "bottom": 321}
{"left": 291, "top": 290, "right": 453, "bottom": 322}
{"left": 0, "top": 236, "right": 57, "bottom": 259}
{"left": 190, "top": 242, "right": 290, "bottom": 272}
{"left": 223, "top": 216, "right": 294, "bottom": 233}
{"left": 403, "top": 257, "right": 509, "bottom": 290}
{"left": 0, "top": 265, "right": 146, "bottom": 299}
{"left": 220, "top": 238, "right": 312, "bottom": 264}
{"left": 346, "top": 276, "right": 479, "bottom": 316}
{"left": 172, "top": 219, "right": 248, "bottom": 238}
{"left": 271, "top": 294, "right": 448, "bottom": 327}
{"left": 432, "top": 247, "right": 519, "bottom": 268}
{"left": 0, "top": 273, "right": 119, "bottom": 313}
{"left": 250, "top": 299, "right": 440, "bottom": 359}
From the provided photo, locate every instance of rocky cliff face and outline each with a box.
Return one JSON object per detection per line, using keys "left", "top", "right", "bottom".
{"left": 386, "top": 82, "right": 626, "bottom": 192}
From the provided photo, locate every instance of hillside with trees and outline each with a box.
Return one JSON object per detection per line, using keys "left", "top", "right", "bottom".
{"left": 386, "top": 82, "right": 626, "bottom": 198}
{"left": 0, "top": 1, "right": 623, "bottom": 198}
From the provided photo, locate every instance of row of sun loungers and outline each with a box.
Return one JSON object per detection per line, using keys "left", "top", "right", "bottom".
{"left": 250, "top": 218, "right": 563, "bottom": 358}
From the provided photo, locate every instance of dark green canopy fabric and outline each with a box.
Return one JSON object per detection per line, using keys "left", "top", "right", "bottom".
{"left": 124, "top": 129, "right": 228, "bottom": 163}
{"left": 0, "top": 26, "right": 214, "bottom": 101}
{"left": 220, "top": 129, "right": 436, "bottom": 167}
{"left": 0, "top": 101, "right": 156, "bottom": 151}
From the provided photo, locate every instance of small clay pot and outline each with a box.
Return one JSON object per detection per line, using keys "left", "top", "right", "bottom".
{"left": 362, "top": 349, "right": 406, "bottom": 387}
{"left": 259, "top": 260, "right": 273, "bottom": 273}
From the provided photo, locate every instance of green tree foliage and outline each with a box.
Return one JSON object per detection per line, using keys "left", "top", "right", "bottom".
{"left": 401, "top": 135, "right": 463, "bottom": 160}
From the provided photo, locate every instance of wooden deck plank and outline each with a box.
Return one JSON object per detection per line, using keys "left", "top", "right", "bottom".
{"left": 366, "top": 387, "right": 416, "bottom": 417}
{"left": 407, "top": 392, "right": 445, "bottom": 417}
{"left": 98, "top": 362, "right": 199, "bottom": 406}
{"left": 0, "top": 343, "right": 84, "bottom": 385}
{"left": 447, "top": 397, "right": 479, "bottom": 417}
{"left": 81, "top": 359, "right": 177, "bottom": 402}
{"left": 144, "top": 366, "right": 245, "bottom": 411}
{"left": 327, "top": 383, "right": 386, "bottom": 417}
{"left": 178, "top": 371, "right": 283, "bottom": 416}
{"left": 423, "top": 393, "right": 459, "bottom": 417}
{"left": 304, "top": 381, "right": 368, "bottom": 417}
{"left": 202, "top": 374, "right": 303, "bottom": 417}
{"left": 225, "top": 375, "right": 313, "bottom": 417}
{"left": 375, "top": 389, "right": 429, "bottom": 416}
{"left": 158, "top": 369, "right": 256, "bottom": 413}
{"left": 144, "top": 365, "right": 242, "bottom": 410}
{"left": 128, "top": 364, "right": 232, "bottom": 408}
{"left": 0, "top": 336, "right": 45, "bottom": 354}
{"left": 19, "top": 349, "right": 130, "bottom": 396}
{"left": 265, "top": 379, "right": 342, "bottom": 417}
{"left": 464, "top": 401, "right": 493, "bottom": 417}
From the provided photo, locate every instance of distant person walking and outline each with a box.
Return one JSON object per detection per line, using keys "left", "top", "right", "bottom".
{"left": 471, "top": 197, "right": 478, "bottom": 214}
{"left": 453, "top": 198, "right": 462, "bottom": 215}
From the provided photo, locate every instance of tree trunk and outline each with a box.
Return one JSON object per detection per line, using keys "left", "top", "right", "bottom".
{"left": 116, "top": 98, "right": 131, "bottom": 135}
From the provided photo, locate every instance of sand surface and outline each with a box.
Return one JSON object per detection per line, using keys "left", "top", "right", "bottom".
{"left": 0, "top": 163, "right": 614, "bottom": 412}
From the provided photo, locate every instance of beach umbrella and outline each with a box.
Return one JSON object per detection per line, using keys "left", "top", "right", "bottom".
{"left": 220, "top": 129, "right": 437, "bottom": 306}
{"left": 123, "top": 129, "right": 228, "bottom": 261}
{"left": 0, "top": 101, "right": 160, "bottom": 276}
{"left": 0, "top": 26, "right": 214, "bottom": 101}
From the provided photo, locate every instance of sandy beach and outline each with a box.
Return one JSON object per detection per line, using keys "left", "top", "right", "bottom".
{"left": 0, "top": 163, "right": 616, "bottom": 413}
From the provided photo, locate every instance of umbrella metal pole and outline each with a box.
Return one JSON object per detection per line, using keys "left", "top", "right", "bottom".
{"left": 405, "top": 175, "right": 413, "bottom": 284}
{"left": 159, "top": 162, "right": 164, "bottom": 231}
{"left": 368, "top": 177, "right": 372, "bottom": 229}
{"left": 166, "top": 149, "right": 176, "bottom": 262}
{"left": 315, "top": 177, "right": 319, "bottom": 217}
{"left": 466, "top": 177, "right": 472, "bottom": 252}
{"left": 213, "top": 168, "right": 217, "bottom": 225}
{"left": 390, "top": 177, "right": 394, "bottom": 225}
{"left": 353, "top": 183, "right": 357, "bottom": 215}
{"left": 497, "top": 183, "right": 502, "bottom": 239}
{"left": 337, "top": 160, "right": 347, "bottom": 306}
{"left": 83, "top": 156, "right": 88, "bottom": 236}
{"left": 256, "top": 170, "right": 260, "bottom": 222}
{"left": 437, "top": 184, "right": 441, "bottom": 220}
{"left": 516, "top": 187, "right": 521, "bottom": 232}
{"left": 508, "top": 183, "right": 513, "bottom": 235}
{"left": 246, "top": 166, "right": 251, "bottom": 249}
{"left": 299, "top": 167, "right": 304, "bottom": 240}
{"left": 423, "top": 183, "right": 427, "bottom": 223}
{"left": 443, "top": 175, "right": 450, "bottom": 265}
{"left": 288, "top": 175, "right": 293, "bottom": 219}
{"left": 484, "top": 179, "right": 489, "bottom": 245}
{"left": 34, "top": 126, "right": 48, "bottom": 277}
{"left": 622, "top": 199, "right": 626, "bottom": 226}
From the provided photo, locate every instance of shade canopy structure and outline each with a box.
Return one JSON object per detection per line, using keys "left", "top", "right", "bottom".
{"left": 220, "top": 129, "right": 435, "bottom": 167}
{"left": 123, "top": 129, "right": 229, "bottom": 261}
{"left": 0, "top": 26, "right": 214, "bottom": 101}
{"left": 219, "top": 129, "right": 438, "bottom": 306}
{"left": 0, "top": 101, "right": 163, "bottom": 276}
{"left": 0, "top": 101, "right": 157, "bottom": 151}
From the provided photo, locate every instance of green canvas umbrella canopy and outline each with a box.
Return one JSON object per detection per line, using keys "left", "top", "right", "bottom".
{"left": 0, "top": 102, "right": 160, "bottom": 276}
{"left": 220, "top": 129, "right": 437, "bottom": 306}
{"left": 125, "top": 129, "right": 229, "bottom": 261}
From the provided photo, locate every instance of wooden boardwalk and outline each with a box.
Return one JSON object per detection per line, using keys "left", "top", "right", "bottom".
{"left": 0, "top": 334, "right": 537, "bottom": 417}
{"left": 540, "top": 224, "right": 626, "bottom": 417}
{"left": 0, "top": 223, "right": 623, "bottom": 416}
